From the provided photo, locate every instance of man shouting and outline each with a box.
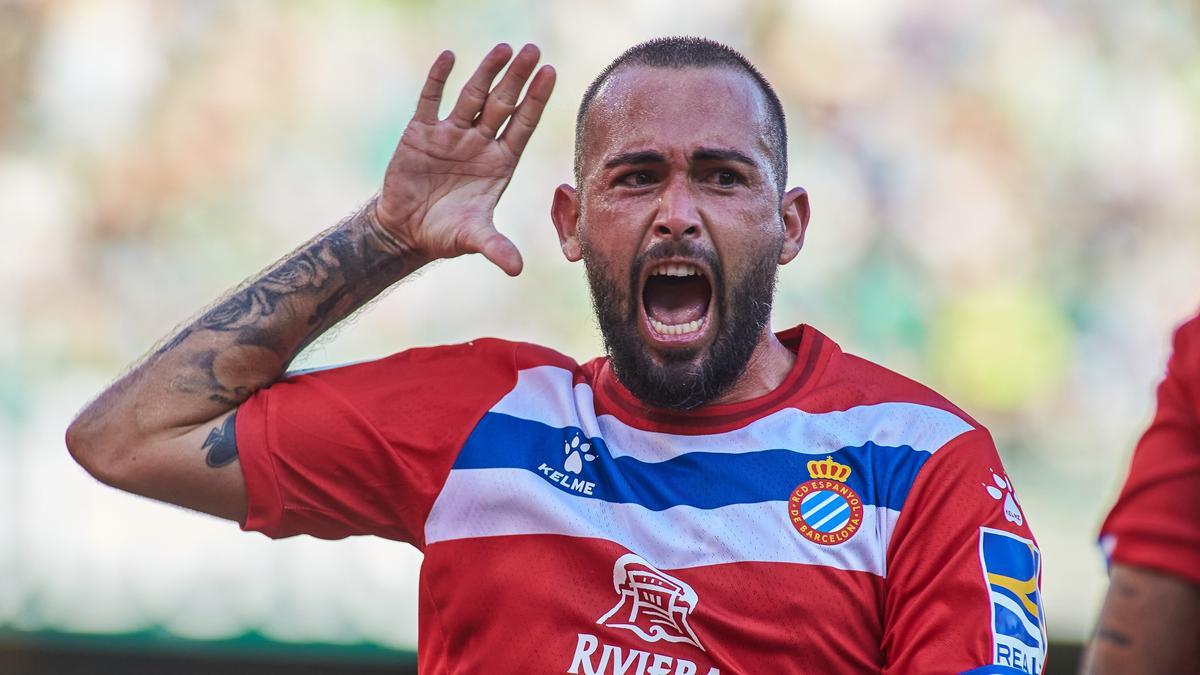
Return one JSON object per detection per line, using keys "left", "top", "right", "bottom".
{"left": 68, "top": 38, "right": 1045, "bottom": 674}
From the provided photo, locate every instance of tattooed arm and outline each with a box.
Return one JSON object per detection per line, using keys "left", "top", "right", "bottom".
{"left": 1082, "top": 564, "right": 1200, "bottom": 674}
{"left": 65, "top": 44, "right": 555, "bottom": 522}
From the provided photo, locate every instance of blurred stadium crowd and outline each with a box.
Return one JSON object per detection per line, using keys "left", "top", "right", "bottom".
{"left": 1, "top": 0, "right": 1198, "bottom": 657}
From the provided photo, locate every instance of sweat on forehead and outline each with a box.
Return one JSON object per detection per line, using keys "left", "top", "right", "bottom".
{"left": 573, "top": 36, "right": 788, "bottom": 194}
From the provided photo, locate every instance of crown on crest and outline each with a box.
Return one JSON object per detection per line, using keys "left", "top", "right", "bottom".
{"left": 807, "top": 456, "right": 852, "bottom": 482}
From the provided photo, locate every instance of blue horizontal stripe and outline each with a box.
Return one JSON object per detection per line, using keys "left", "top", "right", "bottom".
{"left": 453, "top": 412, "right": 933, "bottom": 511}
{"left": 959, "top": 667, "right": 1034, "bottom": 675}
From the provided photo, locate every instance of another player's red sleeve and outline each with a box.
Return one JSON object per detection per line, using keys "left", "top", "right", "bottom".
{"left": 234, "top": 338, "right": 519, "bottom": 546}
{"left": 882, "top": 429, "right": 1046, "bottom": 675}
{"left": 1100, "top": 313, "right": 1200, "bottom": 585}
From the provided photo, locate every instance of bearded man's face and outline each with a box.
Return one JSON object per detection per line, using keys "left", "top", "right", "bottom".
{"left": 563, "top": 65, "right": 793, "bottom": 410}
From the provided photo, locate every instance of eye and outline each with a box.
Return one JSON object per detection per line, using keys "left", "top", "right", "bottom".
{"left": 710, "top": 169, "right": 743, "bottom": 187}
{"left": 619, "top": 170, "right": 656, "bottom": 188}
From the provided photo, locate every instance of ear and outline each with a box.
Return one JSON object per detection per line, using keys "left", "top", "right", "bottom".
{"left": 778, "top": 186, "right": 810, "bottom": 265}
{"left": 551, "top": 183, "right": 583, "bottom": 262}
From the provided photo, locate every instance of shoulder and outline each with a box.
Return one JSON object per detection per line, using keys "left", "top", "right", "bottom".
{"left": 794, "top": 332, "right": 998, "bottom": 513}
{"left": 813, "top": 338, "right": 985, "bottom": 437}
{"left": 319, "top": 337, "right": 576, "bottom": 371}
{"left": 386, "top": 337, "right": 563, "bottom": 366}
{"left": 278, "top": 338, "right": 581, "bottom": 398}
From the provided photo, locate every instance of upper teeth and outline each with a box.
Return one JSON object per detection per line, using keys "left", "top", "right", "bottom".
{"left": 650, "top": 318, "right": 705, "bottom": 335}
{"left": 652, "top": 263, "right": 701, "bottom": 277}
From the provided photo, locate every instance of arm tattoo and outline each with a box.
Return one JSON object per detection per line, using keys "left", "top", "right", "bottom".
{"left": 203, "top": 412, "right": 239, "bottom": 468}
{"left": 154, "top": 203, "right": 414, "bottom": 413}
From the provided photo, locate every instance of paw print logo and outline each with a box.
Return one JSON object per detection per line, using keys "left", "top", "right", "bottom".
{"left": 984, "top": 470, "right": 1024, "bottom": 526}
{"left": 564, "top": 434, "right": 597, "bottom": 475}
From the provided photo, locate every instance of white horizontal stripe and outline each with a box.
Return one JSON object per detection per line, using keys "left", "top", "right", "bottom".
{"left": 425, "top": 468, "right": 901, "bottom": 576}
{"left": 488, "top": 365, "right": 608, "bottom": 441}
{"left": 489, "top": 365, "right": 974, "bottom": 463}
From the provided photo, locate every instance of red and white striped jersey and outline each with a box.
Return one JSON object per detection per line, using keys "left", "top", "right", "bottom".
{"left": 237, "top": 325, "right": 1045, "bottom": 674}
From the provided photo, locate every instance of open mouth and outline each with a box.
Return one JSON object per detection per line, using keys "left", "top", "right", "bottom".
{"left": 640, "top": 261, "right": 714, "bottom": 344}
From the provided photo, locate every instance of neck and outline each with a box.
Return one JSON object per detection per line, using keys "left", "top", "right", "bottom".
{"left": 707, "top": 328, "right": 795, "bottom": 406}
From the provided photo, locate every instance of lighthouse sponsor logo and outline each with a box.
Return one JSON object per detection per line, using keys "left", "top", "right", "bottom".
{"left": 596, "top": 554, "right": 704, "bottom": 649}
{"left": 565, "top": 554, "right": 721, "bottom": 674}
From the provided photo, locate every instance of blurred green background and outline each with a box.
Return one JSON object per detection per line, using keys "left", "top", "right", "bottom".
{"left": 1, "top": 0, "right": 1199, "bottom": 671}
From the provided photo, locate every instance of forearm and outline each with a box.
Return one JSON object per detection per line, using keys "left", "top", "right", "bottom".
{"left": 66, "top": 44, "right": 551, "bottom": 520}
{"left": 70, "top": 199, "right": 420, "bottom": 459}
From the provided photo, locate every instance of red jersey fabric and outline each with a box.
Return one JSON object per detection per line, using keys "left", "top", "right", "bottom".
{"left": 236, "top": 325, "right": 1045, "bottom": 674}
{"left": 1101, "top": 310, "right": 1200, "bottom": 586}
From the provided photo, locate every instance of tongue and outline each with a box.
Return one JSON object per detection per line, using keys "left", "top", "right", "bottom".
{"left": 643, "top": 276, "right": 710, "bottom": 326}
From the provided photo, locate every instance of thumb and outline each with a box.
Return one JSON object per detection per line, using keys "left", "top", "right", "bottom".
{"left": 466, "top": 228, "right": 524, "bottom": 276}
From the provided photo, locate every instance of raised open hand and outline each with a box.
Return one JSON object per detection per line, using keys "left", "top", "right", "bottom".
{"left": 373, "top": 43, "right": 556, "bottom": 276}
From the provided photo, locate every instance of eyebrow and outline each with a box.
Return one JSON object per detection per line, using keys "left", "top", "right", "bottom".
{"left": 692, "top": 147, "right": 757, "bottom": 168}
{"left": 602, "top": 147, "right": 759, "bottom": 171}
{"left": 603, "top": 150, "right": 666, "bottom": 169}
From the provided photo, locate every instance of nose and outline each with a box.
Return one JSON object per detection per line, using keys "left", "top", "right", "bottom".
{"left": 651, "top": 179, "right": 702, "bottom": 240}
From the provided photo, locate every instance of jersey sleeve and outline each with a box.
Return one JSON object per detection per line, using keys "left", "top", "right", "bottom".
{"left": 1100, "top": 314, "right": 1200, "bottom": 585}
{"left": 882, "top": 428, "right": 1046, "bottom": 675}
{"left": 234, "top": 338, "right": 519, "bottom": 546}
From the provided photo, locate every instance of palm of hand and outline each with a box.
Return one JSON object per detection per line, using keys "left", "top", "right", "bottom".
{"left": 382, "top": 121, "right": 516, "bottom": 260}
{"left": 374, "top": 45, "right": 555, "bottom": 276}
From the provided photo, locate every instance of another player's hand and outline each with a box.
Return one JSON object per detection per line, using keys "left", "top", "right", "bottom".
{"left": 373, "top": 43, "right": 555, "bottom": 276}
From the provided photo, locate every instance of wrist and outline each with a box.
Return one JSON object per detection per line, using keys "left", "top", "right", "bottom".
{"left": 362, "top": 196, "right": 433, "bottom": 269}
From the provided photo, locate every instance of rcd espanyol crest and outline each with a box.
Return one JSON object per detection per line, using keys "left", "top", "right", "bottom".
{"left": 789, "top": 456, "right": 863, "bottom": 545}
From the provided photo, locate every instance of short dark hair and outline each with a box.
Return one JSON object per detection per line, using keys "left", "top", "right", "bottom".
{"left": 574, "top": 36, "right": 788, "bottom": 195}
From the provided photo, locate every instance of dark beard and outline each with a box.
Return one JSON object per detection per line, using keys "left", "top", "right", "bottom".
{"left": 582, "top": 239, "right": 781, "bottom": 411}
